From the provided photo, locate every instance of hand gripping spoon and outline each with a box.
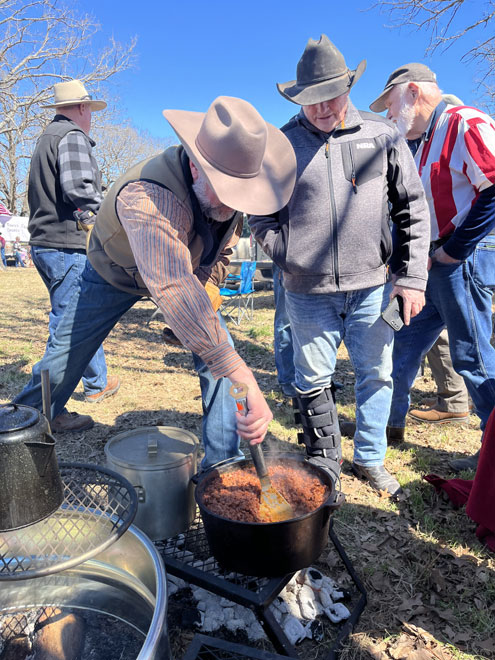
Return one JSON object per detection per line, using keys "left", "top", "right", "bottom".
{"left": 230, "top": 383, "right": 294, "bottom": 522}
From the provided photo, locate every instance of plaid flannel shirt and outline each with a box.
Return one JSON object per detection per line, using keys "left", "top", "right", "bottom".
{"left": 57, "top": 130, "right": 102, "bottom": 213}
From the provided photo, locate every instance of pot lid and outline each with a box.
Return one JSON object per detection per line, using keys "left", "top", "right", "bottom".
{"left": 105, "top": 426, "right": 199, "bottom": 470}
{"left": 0, "top": 404, "right": 41, "bottom": 434}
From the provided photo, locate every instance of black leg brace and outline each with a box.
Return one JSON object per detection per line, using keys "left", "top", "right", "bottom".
{"left": 293, "top": 386, "right": 342, "bottom": 479}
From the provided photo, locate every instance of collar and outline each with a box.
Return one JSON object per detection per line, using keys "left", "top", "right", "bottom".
{"left": 53, "top": 114, "right": 96, "bottom": 147}
{"left": 423, "top": 100, "right": 448, "bottom": 144}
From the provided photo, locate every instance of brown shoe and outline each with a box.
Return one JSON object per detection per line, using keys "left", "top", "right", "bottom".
{"left": 51, "top": 411, "right": 94, "bottom": 433}
{"left": 386, "top": 426, "right": 405, "bottom": 444}
{"left": 85, "top": 375, "right": 121, "bottom": 404}
{"left": 409, "top": 407, "right": 468, "bottom": 424}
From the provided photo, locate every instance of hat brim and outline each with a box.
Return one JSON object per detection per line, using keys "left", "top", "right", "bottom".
{"left": 369, "top": 85, "right": 394, "bottom": 113}
{"left": 277, "top": 60, "right": 366, "bottom": 106}
{"left": 162, "top": 109, "right": 297, "bottom": 216}
{"left": 43, "top": 100, "right": 107, "bottom": 112}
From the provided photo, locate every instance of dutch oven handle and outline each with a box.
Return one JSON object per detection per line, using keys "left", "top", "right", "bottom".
{"left": 25, "top": 433, "right": 56, "bottom": 478}
{"left": 326, "top": 489, "right": 345, "bottom": 511}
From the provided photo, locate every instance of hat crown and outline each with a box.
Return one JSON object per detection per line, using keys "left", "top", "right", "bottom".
{"left": 195, "top": 97, "right": 267, "bottom": 179}
{"left": 296, "top": 35, "right": 348, "bottom": 86}
{"left": 52, "top": 80, "right": 92, "bottom": 105}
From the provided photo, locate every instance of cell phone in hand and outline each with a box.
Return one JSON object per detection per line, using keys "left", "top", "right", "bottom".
{"left": 381, "top": 296, "right": 404, "bottom": 331}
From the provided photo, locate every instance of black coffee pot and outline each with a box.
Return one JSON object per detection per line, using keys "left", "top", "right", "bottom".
{"left": 0, "top": 403, "right": 64, "bottom": 531}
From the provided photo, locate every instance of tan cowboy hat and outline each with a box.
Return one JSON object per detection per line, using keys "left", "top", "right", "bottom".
{"left": 43, "top": 80, "right": 107, "bottom": 111}
{"left": 163, "top": 96, "right": 297, "bottom": 216}
{"left": 277, "top": 35, "right": 366, "bottom": 106}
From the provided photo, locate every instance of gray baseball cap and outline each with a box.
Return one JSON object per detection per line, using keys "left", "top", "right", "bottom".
{"left": 369, "top": 63, "right": 437, "bottom": 113}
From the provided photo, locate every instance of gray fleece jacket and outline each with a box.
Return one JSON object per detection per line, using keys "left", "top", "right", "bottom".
{"left": 249, "top": 102, "right": 430, "bottom": 294}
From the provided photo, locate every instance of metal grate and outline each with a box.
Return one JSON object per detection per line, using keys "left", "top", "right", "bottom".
{"left": 159, "top": 517, "right": 367, "bottom": 659}
{"left": 0, "top": 463, "right": 137, "bottom": 580}
{"left": 183, "top": 633, "right": 290, "bottom": 660}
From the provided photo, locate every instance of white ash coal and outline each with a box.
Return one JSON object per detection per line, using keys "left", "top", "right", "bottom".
{"left": 167, "top": 566, "right": 351, "bottom": 646}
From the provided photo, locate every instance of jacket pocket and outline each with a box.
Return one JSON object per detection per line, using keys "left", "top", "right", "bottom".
{"left": 341, "top": 139, "right": 383, "bottom": 188}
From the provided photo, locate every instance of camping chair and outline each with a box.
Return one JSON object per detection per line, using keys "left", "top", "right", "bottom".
{"left": 219, "top": 261, "right": 256, "bottom": 325}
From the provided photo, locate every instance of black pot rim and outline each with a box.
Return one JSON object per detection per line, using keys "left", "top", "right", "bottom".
{"left": 195, "top": 452, "right": 341, "bottom": 526}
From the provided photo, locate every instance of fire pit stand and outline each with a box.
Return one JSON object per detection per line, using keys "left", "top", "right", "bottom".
{"left": 156, "top": 515, "right": 366, "bottom": 659}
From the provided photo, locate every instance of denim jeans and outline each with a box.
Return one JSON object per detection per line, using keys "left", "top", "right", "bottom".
{"left": 285, "top": 284, "right": 394, "bottom": 466}
{"left": 31, "top": 245, "right": 107, "bottom": 395}
{"left": 14, "top": 261, "right": 241, "bottom": 468}
{"left": 272, "top": 264, "right": 296, "bottom": 396}
{"left": 0, "top": 246, "right": 6, "bottom": 267}
{"left": 389, "top": 236, "right": 495, "bottom": 431}
{"left": 14, "top": 251, "right": 26, "bottom": 267}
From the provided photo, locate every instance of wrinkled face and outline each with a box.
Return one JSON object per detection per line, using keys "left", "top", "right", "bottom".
{"left": 385, "top": 85, "right": 416, "bottom": 139}
{"left": 190, "top": 162, "right": 235, "bottom": 223}
{"left": 302, "top": 92, "right": 349, "bottom": 133}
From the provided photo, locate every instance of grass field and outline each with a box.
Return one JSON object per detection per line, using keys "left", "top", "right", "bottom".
{"left": 1, "top": 268, "right": 493, "bottom": 659}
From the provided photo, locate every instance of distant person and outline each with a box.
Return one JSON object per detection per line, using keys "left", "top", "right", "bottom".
{"left": 250, "top": 36, "right": 430, "bottom": 498}
{"left": 14, "top": 96, "right": 296, "bottom": 467}
{"left": 27, "top": 80, "right": 120, "bottom": 432}
{"left": 371, "top": 63, "right": 495, "bottom": 471}
{"left": 13, "top": 237, "right": 25, "bottom": 268}
{"left": 0, "top": 232, "right": 6, "bottom": 269}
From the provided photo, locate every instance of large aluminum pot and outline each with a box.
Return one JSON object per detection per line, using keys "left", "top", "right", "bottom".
{"left": 195, "top": 453, "right": 344, "bottom": 577}
{"left": 0, "top": 523, "right": 170, "bottom": 659}
{"left": 105, "top": 426, "right": 199, "bottom": 541}
{"left": 0, "top": 403, "right": 63, "bottom": 531}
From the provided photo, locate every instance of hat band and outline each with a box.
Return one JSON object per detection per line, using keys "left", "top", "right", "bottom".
{"left": 297, "top": 69, "right": 351, "bottom": 87}
{"left": 54, "top": 94, "right": 93, "bottom": 104}
{"left": 195, "top": 136, "right": 261, "bottom": 179}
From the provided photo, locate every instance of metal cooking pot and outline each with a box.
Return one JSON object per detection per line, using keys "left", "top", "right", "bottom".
{"left": 194, "top": 453, "right": 344, "bottom": 577}
{"left": 105, "top": 426, "right": 199, "bottom": 541}
{"left": 0, "top": 403, "right": 64, "bottom": 531}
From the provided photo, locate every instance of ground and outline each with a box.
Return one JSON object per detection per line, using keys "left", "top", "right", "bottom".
{"left": 0, "top": 268, "right": 494, "bottom": 660}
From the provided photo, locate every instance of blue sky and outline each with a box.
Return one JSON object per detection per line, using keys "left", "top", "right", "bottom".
{"left": 83, "top": 0, "right": 489, "bottom": 141}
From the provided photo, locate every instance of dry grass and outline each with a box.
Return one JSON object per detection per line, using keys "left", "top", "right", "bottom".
{"left": 1, "top": 269, "right": 494, "bottom": 660}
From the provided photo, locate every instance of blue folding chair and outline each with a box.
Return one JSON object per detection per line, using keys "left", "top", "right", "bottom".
{"left": 219, "top": 261, "right": 257, "bottom": 325}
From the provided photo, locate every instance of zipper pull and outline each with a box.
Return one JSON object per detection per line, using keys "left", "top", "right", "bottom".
{"left": 351, "top": 176, "right": 357, "bottom": 194}
{"left": 325, "top": 142, "right": 329, "bottom": 158}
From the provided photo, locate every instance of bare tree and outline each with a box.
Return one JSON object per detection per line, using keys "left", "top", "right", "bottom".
{"left": 371, "top": 0, "right": 495, "bottom": 106}
{"left": 92, "top": 121, "right": 173, "bottom": 191}
{"left": 0, "top": 0, "right": 137, "bottom": 213}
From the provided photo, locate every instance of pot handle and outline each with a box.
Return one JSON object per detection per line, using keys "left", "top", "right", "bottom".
{"left": 191, "top": 456, "right": 245, "bottom": 485}
{"left": 147, "top": 434, "right": 158, "bottom": 457}
{"left": 25, "top": 433, "right": 56, "bottom": 477}
{"left": 325, "top": 490, "right": 346, "bottom": 510}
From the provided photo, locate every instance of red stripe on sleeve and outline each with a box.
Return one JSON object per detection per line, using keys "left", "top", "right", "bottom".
{"left": 465, "top": 117, "right": 495, "bottom": 184}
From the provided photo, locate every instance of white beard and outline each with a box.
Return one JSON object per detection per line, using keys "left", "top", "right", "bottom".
{"left": 396, "top": 101, "right": 416, "bottom": 138}
{"left": 192, "top": 172, "right": 235, "bottom": 223}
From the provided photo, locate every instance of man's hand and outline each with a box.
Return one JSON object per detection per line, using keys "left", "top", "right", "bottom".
{"left": 228, "top": 365, "right": 273, "bottom": 445}
{"left": 428, "top": 246, "right": 461, "bottom": 270}
{"left": 390, "top": 285, "right": 425, "bottom": 325}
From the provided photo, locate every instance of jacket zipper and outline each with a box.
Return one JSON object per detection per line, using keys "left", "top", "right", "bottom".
{"left": 325, "top": 140, "right": 339, "bottom": 288}
{"left": 348, "top": 144, "right": 358, "bottom": 194}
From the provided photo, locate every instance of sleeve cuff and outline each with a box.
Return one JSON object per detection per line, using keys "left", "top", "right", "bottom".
{"left": 200, "top": 341, "right": 246, "bottom": 380}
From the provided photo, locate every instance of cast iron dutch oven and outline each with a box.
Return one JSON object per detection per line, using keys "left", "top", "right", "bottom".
{"left": 194, "top": 453, "right": 344, "bottom": 577}
{"left": 0, "top": 403, "right": 64, "bottom": 531}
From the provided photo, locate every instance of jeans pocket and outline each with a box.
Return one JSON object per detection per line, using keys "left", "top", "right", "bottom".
{"left": 472, "top": 239, "right": 495, "bottom": 289}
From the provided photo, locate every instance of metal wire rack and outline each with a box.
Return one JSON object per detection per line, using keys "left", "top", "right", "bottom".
{"left": 0, "top": 462, "right": 137, "bottom": 581}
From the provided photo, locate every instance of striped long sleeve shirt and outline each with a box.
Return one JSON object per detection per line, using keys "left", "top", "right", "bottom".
{"left": 117, "top": 181, "right": 245, "bottom": 380}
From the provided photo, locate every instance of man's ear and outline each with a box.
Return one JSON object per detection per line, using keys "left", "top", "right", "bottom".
{"left": 189, "top": 160, "right": 199, "bottom": 182}
{"left": 407, "top": 82, "right": 420, "bottom": 103}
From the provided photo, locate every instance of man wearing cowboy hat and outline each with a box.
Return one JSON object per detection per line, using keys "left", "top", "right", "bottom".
{"left": 250, "top": 35, "right": 430, "bottom": 498}
{"left": 26, "top": 80, "right": 120, "bottom": 432}
{"left": 15, "top": 96, "right": 297, "bottom": 466}
{"left": 370, "top": 64, "right": 495, "bottom": 472}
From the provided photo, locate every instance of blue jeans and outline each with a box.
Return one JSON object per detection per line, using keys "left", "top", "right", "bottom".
{"left": 0, "top": 246, "right": 6, "bottom": 267}
{"left": 14, "top": 261, "right": 241, "bottom": 469}
{"left": 15, "top": 250, "right": 26, "bottom": 267}
{"left": 31, "top": 245, "right": 107, "bottom": 395}
{"left": 272, "top": 264, "right": 296, "bottom": 396}
{"left": 285, "top": 284, "right": 394, "bottom": 466}
{"left": 389, "top": 237, "right": 495, "bottom": 431}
